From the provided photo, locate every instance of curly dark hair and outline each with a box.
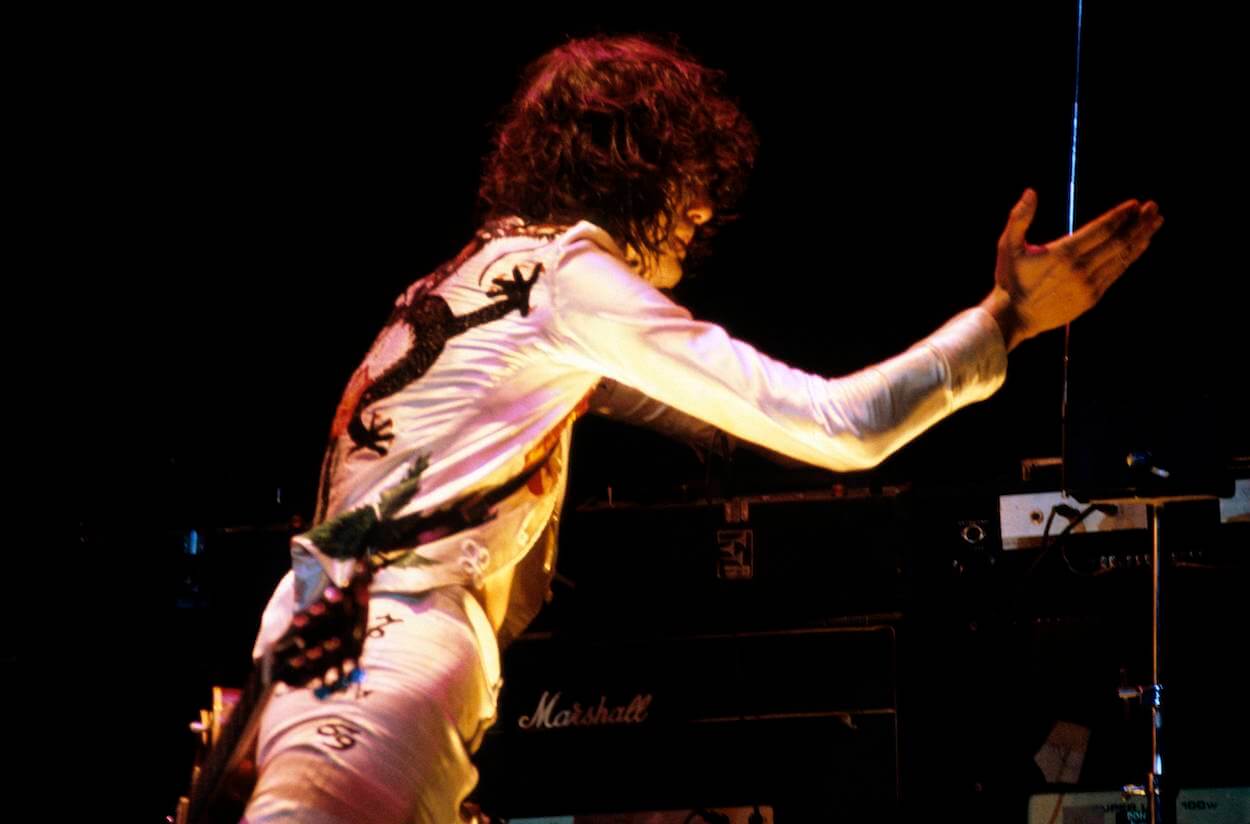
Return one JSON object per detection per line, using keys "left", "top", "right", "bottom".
{"left": 479, "top": 34, "right": 758, "bottom": 269}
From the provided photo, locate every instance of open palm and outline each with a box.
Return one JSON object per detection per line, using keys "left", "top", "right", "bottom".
{"left": 988, "top": 189, "right": 1162, "bottom": 349}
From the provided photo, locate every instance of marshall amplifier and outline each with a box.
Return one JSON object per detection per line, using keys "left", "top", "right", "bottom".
{"left": 537, "top": 487, "right": 912, "bottom": 637}
{"left": 471, "top": 622, "right": 899, "bottom": 821}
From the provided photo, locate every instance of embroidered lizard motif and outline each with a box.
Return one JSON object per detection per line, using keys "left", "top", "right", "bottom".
{"left": 313, "top": 220, "right": 562, "bottom": 524}
{"left": 344, "top": 262, "right": 543, "bottom": 455}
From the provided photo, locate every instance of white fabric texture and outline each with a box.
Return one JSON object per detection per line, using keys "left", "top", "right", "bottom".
{"left": 244, "top": 587, "right": 498, "bottom": 824}
{"left": 246, "top": 217, "right": 1008, "bottom": 822}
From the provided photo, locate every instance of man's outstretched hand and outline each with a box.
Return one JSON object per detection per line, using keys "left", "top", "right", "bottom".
{"left": 981, "top": 189, "right": 1163, "bottom": 351}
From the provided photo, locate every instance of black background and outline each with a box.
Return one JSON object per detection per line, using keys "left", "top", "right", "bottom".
{"left": 48, "top": 5, "right": 1246, "bottom": 819}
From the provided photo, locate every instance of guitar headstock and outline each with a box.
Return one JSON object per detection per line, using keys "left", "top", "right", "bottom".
{"left": 176, "top": 563, "right": 375, "bottom": 823}
{"left": 267, "top": 563, "right": 372, "bottom": 692}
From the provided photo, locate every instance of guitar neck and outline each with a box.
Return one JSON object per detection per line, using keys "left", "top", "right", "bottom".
{"left": 185, "top": 664, "right": 273, "bottom": 823}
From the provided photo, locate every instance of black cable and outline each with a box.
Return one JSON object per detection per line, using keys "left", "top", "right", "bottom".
{"left": 1026, "top": 502, "right": 1103, "bottom": 577}
{"left": 1059, "top": 504, "right": 1116, "bottom": 577}
{"left": 1026, "top": 504, "right": 1065, "bottom": 577}
{"left": 1032, "top": 502, "right": 1242, "bottom": 577}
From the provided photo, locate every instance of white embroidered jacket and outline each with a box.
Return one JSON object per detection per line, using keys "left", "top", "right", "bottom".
{"left": 253, "top": 218, "right": 1007, "bottom": 657}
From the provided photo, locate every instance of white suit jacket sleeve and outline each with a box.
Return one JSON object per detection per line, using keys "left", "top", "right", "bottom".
{"left": 589, "top": 378, "right": 724, "bottom": 451}
{"left": 546, "top": 238, "right": 1007, "bottom": 472}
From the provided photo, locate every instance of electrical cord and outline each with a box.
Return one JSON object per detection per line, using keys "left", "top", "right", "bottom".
{"left": 1026, "top": 502, "right": 1112, "bottom": 577}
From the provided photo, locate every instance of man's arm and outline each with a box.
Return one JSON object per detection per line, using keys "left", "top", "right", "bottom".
{"left": 546, "top": 233, "right": 1006, "bottom": 472}
{"left": 588, "top": 378, "right": 723, "bottom": 451}
{"left": 545, "top": 192, "right": 1160, "bottom": 473}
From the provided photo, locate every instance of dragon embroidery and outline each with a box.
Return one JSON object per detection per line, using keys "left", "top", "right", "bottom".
{"left": 340, "top": 262, "right": 543, "bottom": 456}
{"left": 313, "top": 221, "right": 562, "bottom": 524}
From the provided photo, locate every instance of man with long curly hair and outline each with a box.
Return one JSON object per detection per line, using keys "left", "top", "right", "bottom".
{"left": 241, "top": 34, "right": 1160, "bottom": 823}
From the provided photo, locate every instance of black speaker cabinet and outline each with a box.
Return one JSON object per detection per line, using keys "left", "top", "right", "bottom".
{"left": 473, "top": 623, "right": 899, "bottom": 821}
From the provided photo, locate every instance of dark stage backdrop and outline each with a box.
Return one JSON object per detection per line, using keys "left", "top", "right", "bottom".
{"left": 1062, "top": 6, "right": 1245, "bottom": 501}
{"left": 55, "top": 7, "right": 1244, "bottom": 819}
{"left": 77, "top": 8, "right": 1086, "bottom": 530}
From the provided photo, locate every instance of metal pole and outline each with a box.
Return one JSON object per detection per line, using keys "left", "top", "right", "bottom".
{"left": 1147, "top": 503, "right": 1164, "bottom": 824}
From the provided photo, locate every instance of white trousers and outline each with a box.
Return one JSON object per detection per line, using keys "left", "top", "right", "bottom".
{"left": 243, "top": 586, "right": 502, "bottom": 824}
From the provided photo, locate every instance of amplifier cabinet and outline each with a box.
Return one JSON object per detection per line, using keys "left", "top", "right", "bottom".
{"left": 545, "top": 490, "right": 911, "bottom": 636}
{"left": 473, "top": 623, "right": 899, "bottom": 820}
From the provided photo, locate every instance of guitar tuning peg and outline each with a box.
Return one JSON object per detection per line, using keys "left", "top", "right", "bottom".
{"left": 190, "top": 708, "right": 213, "bottom": 746}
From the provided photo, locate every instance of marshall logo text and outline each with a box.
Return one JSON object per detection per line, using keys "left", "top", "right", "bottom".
{"left": 517, "top": 691, "right": 653, "bottom": 731}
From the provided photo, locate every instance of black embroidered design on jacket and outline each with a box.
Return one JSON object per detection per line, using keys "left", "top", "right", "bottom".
{"left": 313, "top": 220, "right": 562, "bottom": 524}
{"left": 347, "top": 262, "right": 543, "bottom": 456}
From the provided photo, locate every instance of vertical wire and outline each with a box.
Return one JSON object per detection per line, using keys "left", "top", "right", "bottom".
{"left": 1061, "top": 0, "right": 1085, "bottom": 491}
{"left": 1068, "top": 0, "right": 1085, "bottom": 235}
